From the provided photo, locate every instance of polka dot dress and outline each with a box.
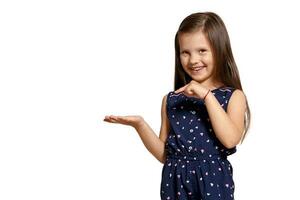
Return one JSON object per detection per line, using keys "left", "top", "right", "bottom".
{"left": 160, "top": 86, "right": 237, "bottom": 200}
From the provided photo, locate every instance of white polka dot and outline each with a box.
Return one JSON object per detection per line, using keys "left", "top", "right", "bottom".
{"left": 210, "top": 183, "right": 214, "bottom": 187}
{"left": 190, "top": 129, "right": 194, "bottom": 133}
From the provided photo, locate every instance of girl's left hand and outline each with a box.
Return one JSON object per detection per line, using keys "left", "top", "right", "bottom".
{"left": 174, "top": 80, "right": 209, "bottom": 99}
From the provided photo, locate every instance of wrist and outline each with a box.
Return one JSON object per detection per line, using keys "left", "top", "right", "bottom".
{"left": 134, "top": 117, "right": 145, "bottom": 130}
{"left": 202, "top": 89, "right": 211, "bottom": 100}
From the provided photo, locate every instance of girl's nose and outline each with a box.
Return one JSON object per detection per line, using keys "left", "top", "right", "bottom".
{"left": 190, "top": 54, "right": 202, "bottom": 65}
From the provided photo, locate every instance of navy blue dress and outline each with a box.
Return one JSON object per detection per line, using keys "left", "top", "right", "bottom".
{"left": 160, "top": 86, "right": 237, "bottom": 200}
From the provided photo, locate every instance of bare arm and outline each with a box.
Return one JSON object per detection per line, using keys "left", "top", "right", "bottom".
{"left": 134, "top": 94, "right": 170, "bottom": 164}
{"left": 204, "top": 89, "right": 247, "bottom": 148}
{"left": 104, "top": 94, "right": 170, "bottom": 164}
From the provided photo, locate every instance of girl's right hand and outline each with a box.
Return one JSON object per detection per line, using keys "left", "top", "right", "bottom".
{"left": 103, "top": 115, "right": 144, "bottom": 129}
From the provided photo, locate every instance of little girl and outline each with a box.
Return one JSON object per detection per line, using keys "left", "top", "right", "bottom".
{"left": 104, "top": 11, "right": 251, "bottom": 200}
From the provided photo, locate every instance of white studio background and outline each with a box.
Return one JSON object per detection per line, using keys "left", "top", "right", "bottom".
{"left": 0, "top": 0, "right": 299, "bottom": 199}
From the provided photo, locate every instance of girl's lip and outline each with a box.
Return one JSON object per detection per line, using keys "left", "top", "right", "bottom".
{"left": 191, "top": 66, "right": 205, "bottom": 71}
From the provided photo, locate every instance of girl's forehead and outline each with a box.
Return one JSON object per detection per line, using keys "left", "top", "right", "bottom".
{"left": 178, "top": 30, "right": 210, "bottom": 48}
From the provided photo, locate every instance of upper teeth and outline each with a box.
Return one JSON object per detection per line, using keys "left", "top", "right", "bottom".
{"left": 193, "top": 67, "right": 203, "bottom": 70}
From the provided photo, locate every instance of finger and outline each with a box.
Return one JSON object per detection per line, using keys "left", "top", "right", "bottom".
{"left": 182, "top": 87, "right": 195, "bottom": 97}
{"left": 186, "top": 87, "right": 193, "bottom": 95}
{"left": 111, "top": 115, "right": 126, "bottom": 123}
{"left": 103, "top": 116, "right": 114, "bottom": 122}
{"left": 103, "top": 115, "right": 119, "bottom": 123}
{"left": 174, "top": 84, "right": 188, "bottom": 93}
{"left": 103, "top": 115, "right": 110, "bottom": 121}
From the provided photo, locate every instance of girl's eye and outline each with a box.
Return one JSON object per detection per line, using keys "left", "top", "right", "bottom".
{"left": 181, "top": 51, "right": 189, "bottom": 56}
{"left": 199, "top": 49, "right": 206, "bottom": 53}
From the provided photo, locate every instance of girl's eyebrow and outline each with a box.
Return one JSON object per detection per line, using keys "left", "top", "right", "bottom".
{"left": 180, "top": 47, "right": 208, "bottom": 52}
{"left": 196, "top": 47, "right": 208, "bottom": 50}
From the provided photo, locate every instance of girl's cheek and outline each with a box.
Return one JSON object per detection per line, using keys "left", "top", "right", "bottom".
{"left": 180, "top": 58, "right": 187, "bottom": 66}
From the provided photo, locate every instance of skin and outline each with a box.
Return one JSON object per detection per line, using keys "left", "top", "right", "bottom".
{"left": 177, "top": 28, "right": 224, "bottom": 97}
{"left": 175, "top": 29, "right": 247, "bottom": 148}
{"left": 103, "top": 28, "right": 247, "bottom": 163}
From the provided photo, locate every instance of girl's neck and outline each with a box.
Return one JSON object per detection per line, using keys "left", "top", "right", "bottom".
{"left": 202, "top": 82, "right": 225, "bottom": 90}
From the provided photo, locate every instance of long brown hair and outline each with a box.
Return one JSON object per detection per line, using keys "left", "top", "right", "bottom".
{"left": 174, "top": 12, "right": 251, "bottom": 144}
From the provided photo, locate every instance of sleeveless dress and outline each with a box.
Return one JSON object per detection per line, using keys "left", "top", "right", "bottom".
{"left": 160, "top": 86, "right": 237, "bottom": 200}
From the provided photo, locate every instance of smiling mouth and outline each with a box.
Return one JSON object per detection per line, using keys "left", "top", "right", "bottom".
{"left": 191, "top": 66, "right": 205, "bottom": 72}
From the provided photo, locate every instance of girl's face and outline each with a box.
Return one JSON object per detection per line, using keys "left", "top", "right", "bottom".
{"left": 178, "top": 29, "right": 217, "bottom": 85}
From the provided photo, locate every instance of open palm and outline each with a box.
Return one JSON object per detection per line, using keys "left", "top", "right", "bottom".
{"left": 103, "top": 115, "right": 144, "bottom": 128}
